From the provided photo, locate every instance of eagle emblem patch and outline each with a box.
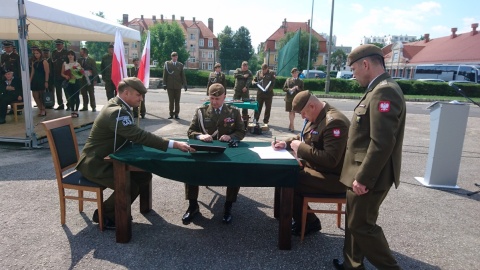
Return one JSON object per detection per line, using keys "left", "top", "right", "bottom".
{"left": 333, "top": 128, "right": 341, "bottom": 138}
{"left": 378, "top": 101, "right": 390, "bottom": 112}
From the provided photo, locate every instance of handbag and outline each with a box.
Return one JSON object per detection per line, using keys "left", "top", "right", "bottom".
{"left": 43, "top": 89, "right": 54, "bottom": 107}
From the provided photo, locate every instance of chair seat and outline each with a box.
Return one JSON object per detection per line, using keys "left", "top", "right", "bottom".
{"left": 62, "top": 170, "right": 104, "bottom": 188}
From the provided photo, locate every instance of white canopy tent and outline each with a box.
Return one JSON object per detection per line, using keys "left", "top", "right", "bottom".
{"left": 1, "top": 0, "right": 140, "bottom": 147}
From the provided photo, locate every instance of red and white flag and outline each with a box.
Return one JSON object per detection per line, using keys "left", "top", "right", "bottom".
{"left": 137, "top": 31, "right": 150, "bottom": 88}
{"left": 111, "top": 29, "right": 128, "bottom": 89}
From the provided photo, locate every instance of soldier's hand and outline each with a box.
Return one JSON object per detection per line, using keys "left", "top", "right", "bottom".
{"left": 174, "top": 141, "right": 195, "bottom": 152}
{"left": 199, "top": 134, "right": 213, "bottom": 142}
{"left": 242, "top": 87, "right": 247, "bottom": 92}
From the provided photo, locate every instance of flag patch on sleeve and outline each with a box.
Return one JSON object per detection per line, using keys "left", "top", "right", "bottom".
{"left": 378, "top": 101, "right": 390, "bottom": 112}
{"left": 333, "top": 128, "right": 341, "bottom": 137}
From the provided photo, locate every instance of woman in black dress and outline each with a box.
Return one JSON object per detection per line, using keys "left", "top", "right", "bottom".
{"left": 30, "top": 48, "right": 49, "bottom": 116}
{"left": 61, "top": 50, "right": 83, "bottom": 117}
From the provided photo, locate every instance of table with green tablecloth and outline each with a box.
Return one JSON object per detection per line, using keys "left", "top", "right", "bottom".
{"left": 203, "top": 99, "right": 258, "bottom": 112}
{"left": 109, "top": 140, "right": 300, "bottom": 250}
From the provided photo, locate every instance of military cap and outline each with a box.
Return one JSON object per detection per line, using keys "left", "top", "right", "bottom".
{"left": 171, "top": 51, "right": 178, "bottom": 57}
{"left": 31, "top": 45, "right": 39, "bottom": 50}
{"left": 214, "top": 62, "right": 221, "bottom": 68}
{"left": 54, "top": 39, "right": 64, "bottom": 44}
{"left": 4, "top": 69, "right": 14, "bottom": 74}
{"left": 291, "top": 67, "right": 298, "bottom": 74}
{"left": 208, "top": 83, "right": 225, "bottom": 97}
{"left": 123, "top": 77, "right": 147, "bottom": 94}
{"left": 42, "top": 48, "right": 50, "bottom": 52}
{"left": 2, "top": 40, "right": 13, "bottom": 46}
{"left": 292, "top": 90, "right": 311, "bottom": 113}
{"left": 347, "top": 44, "right": 383, "bottom": 66}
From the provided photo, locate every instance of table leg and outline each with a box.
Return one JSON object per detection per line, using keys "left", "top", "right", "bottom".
{"left": 140, "top": 179, "right": 152, "bottom": 213}
{"left": 113, "top": 160, "right": 132, "bottom": 243}
{"left": 274, "top": 187, "right": 280, "bottom": 219}
{"left": 278, "top": 187, "right": 293, "bottom": 250}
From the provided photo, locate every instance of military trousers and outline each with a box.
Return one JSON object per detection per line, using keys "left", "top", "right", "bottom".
{"left": 133, "top": 95, "right": 146, "bottom": 117}
{"left": 167, "top": 88, "right": 181, "bottom": 116}
{"left": 254, "top": 91, "right": 273, "bottom": 124}
{"left": 53, "top": 79, "right": 65, "bottom": 107}
{"left": 95, "top": 171, "right": 152, "bottom": 220}
{"left": 233, "top": 90, "right": 250, "bottom": 117}
{"left": 293, "top": 167, "right": 346, "bottom": 224}
{"left": 185, "top": 184, "right": 240, "bottom": 202}
{"left": 343, "top": 188, "right": 400, "bottom": 270}
{"left": 104, "top": 80, "right": 116, "bottom": 101}
{"left": 81, "top": 81, "right": 96, "bottom": 110}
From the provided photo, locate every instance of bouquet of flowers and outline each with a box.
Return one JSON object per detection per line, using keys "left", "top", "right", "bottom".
{"left": 65, "top": 65, "right": 84, "bottom": 84}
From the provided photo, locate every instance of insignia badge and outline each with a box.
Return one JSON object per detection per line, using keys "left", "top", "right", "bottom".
{"left": 378, "top": 101, "right": 390, "bottom": 112}
{"left": 333, "top": 128, "right": 341, "bottom": 138}
{"left": 310, "top": 130, "right": 319, "bottom": 135}
{"left": 117, "top": 116, "right": 133, "bottom": 126}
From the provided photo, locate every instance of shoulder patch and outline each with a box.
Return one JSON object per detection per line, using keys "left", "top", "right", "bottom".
{"left": 378, "top": 101, "right": 391, "bottom": 112}
{"left": 117, "top": 115, "right": 133, "bottom": 126}
{"left": 333, "top": 128, "right": 341, "bottom": 138}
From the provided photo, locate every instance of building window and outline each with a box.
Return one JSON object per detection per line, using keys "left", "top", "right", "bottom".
{"left": 190, "top": 44, "right": 195, "bottom": 52}
{"left": 208, "top": 62, "right": 213, "bottom": 70}
{"left": 131, "top": 42, "right": 137, "bottom": 48}
{"left": 208, "top": 39, "right": 213, "bottom": 47}
{"left": 190, "top": 33, "right": 195, "bottom": 40}
{"left": 199, "top": 39, "right": 204, "bottom": 47}
{"left": 202, "top": 51, "right": 207, "bottom": 58}
{"left": 274, "top": 42, "right": 278, "bottom": 49}
{"left": 208, "top": 51, "right": 213, "bottom": 59}
{"left": 274, "top": 54, "right": 277, "bottom": 62}
{"left": 202, "top": 62, "right": 208, "bottom": 70}
{"left": 189, "top": 57, "right": 196, "bottom": 63}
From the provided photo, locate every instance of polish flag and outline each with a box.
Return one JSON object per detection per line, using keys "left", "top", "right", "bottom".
{"left": 137, "top": 31, "right": 150, "bottom": 88}
{"left": 111, "top": 29, "right": 128, "bottom": 89}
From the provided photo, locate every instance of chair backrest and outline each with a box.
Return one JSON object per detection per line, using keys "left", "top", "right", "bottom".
{"left": 41, "top": 116, "right": 80, "bottom": 183}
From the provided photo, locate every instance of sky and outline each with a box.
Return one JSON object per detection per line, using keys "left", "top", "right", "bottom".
{"left": 40, "top": 0, "right": 479, "bottom": 50}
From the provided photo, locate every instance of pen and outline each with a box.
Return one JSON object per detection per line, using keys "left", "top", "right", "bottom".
{"left": 274, "top": 136, "right": 276, "bottom": 145}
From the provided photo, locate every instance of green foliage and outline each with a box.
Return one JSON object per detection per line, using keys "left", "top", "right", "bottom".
{"left": 84, "top": 11, "right": 109, "bottom": 61}
{"left": 218, "top": 26, "right": 254, "bottom": 71}
{"left": 331, "top": 49, "right": 347, "bottom": 71}
{"left": 277, "top": 31, "right": 319, "bottom": 71}
{"left": 149, "top": 22, "right": 189, "bottom": 65}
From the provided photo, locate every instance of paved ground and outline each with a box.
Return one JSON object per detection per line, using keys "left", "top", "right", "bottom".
{"left": 0, "top": 87, "right": 479, "bottom": 269}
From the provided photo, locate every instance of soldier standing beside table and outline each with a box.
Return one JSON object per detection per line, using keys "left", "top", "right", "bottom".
{"left": 206, "top": 62, "right": 227, "bottom": 96}
{"left": 283, "top": 67, "right": 304, "bottom": 132}
{"left": 252, "top": 63, "right": 276, "bottom": 126}
{"left": 162, "top": 51, "right": 187, "bottom": 119}
{"left": 233, "top": 61, "right": 253, "bottom": 127}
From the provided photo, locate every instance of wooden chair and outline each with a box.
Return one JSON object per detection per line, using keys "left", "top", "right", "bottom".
{"left": 41, "top": 116, "right": 105, "bottom": 231}
{"left": 11, "top": 101, "right": 24, "bottom": 123}
{"left": 300, "top": 193, "right": 346, "bottom": 241}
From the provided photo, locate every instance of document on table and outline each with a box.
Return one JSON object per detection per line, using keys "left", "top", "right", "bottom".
{"left": 249, "top": 147, "right": 295, "bottom": 159}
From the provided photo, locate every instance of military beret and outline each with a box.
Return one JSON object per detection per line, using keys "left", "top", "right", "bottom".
{"left": 291, "top": 67, "right": 298, "bottom": 74}
{"left": 2, "top": 40, "right": 13, "bottom": 46}
{"left": 171, "top": 51, "right": 178, "bottom": 57}
{"left": 123, "top": 77, "right": 147, "bottom": 95}
{"left": 347, "top": 44, "right": 383, "bottom": 66}
{"left": 208, "top": 83, "right": 225, "bottom": 97}
{"left": 292, "top": 91, "right": 311, "bottom": 113}
{"left": 214, "top": 62, "right": 221, "bottom": 68}
{"left": 54, "top": 39, "right": 64, "bottom": 44}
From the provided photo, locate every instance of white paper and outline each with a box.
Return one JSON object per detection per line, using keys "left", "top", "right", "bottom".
{"left": 249, "top": 146, "right": 295, "bottom": 159}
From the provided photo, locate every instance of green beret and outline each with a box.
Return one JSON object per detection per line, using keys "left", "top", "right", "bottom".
{"left": 123, "top": 77, "right": 147, "bottom": 95}
{"left": 208, "top": 83, "right": 225, "bottom": 97}
{"left": 292, "top": 91, "right": 311, "bottom": 113}
{"left": 347, "top": 44, "right": 383, "bottom": 66}
{"left": 171, "top": 51, "right": 178, "bottom": 57}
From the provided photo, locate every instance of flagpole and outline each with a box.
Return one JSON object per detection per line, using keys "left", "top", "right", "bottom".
{"left": 306, "top": 0, "right": 314, "bottom": 78}
{"left": 325, "top": 0, "right": 335, "bottom": 94}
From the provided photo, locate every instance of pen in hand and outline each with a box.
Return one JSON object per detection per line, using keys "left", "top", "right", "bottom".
{"left": 274, "top": 137, "right": 276, "bottom": 146}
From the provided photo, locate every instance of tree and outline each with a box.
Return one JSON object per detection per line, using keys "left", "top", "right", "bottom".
{"left": 218, "top": 26, "right": 254, "bottom": 71}
{"left": 331, "top": 49, "right": 347, "bottom": 71}
{"left": 233, "top": 26, "right": 253, "bottom": 63}
{"left": 218, "top": 26, "right": 235, "bottom": 70}
{"left": 277, "top": 31, "right": 319, "bottom": 71}
{"left": 149, "top": 21, "right": 189, "bottom": 67}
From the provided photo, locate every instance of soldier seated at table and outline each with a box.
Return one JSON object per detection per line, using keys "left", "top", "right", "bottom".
{"left": 185, "top": 83, "right": 246, "bottom": 224}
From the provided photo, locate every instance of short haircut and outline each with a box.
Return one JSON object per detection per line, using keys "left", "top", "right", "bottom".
{"left": 242, "top": 61, "right": 248, "bottom": 66}
{"left": 261, "top": 63, "right": 268, "bottom": 69}
{"left": 81, "top": 48, "right": 88, "bottom": 54}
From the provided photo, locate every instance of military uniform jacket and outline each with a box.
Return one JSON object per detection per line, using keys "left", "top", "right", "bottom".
{"left": 1, "top": 52, "right": 21, "bottom": 78}
{"left": 0, "top": 76, "right": 22, "bottom": 99}
{"left": 163, "top": 61, "right": 187, "bottom": 90}
{"left": 286, "top": 102, "right": 350, "bottom": 175}
{"left": 233, "top": 68, "right": 253, "bottom": 92}
{"left": 340, "top": 72, "right": 406, "bottom": 190}
{"left": 51, "top": 49, "right": 68, "bottom": 81}
{"left": 206, "top": 72, "right": 227, "bottom": 94}
{"left": 76, "top": 97, "right": 170, "bottom": 182}
{"left": 253, "top": 69, "right": 276, "bottom": 97}
{"left": 129, "top": 66, "right": 139, "bottom": 78}
{"left": 79, "top": 56, "right": 98, "bottom": 81}
{"left": 187, "top": 104, "right": 246, "bottom": 141}
{"left": 100, "top": 53, "right": 113, "bottom": 82}
{"left": 283, "top": 77, "right": 304, "bottom": 102}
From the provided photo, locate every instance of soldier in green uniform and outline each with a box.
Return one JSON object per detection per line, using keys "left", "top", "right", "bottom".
{"left": 252, "top": 63, "right": 276, "bottom": 125}
{"left": 162, "top": 51, "right": 187, "bottom": 119}
{"left": 272, "top": 91, "right": 349, "bottom": 237}
{"left": 233, "top": 61, "right": 253, "bottom": 126}
{"left": 333, "top": 44, "right": 406, "bottom": 270}
{"left": 51, "top": 39, "right": 68, "bottom": 110}
{"left": 79, "top": 48, "right": 98, "bottom": 112}
{"left": 42, "top": 48, "right": 55, "bottom": 109}
{"left": 101, "top": 44, "right": 115, "bottom": 101}
{"left": 76, "top": 77, "right": 192, "bottom": 229}
{"left": 129, "top": 58, "right": 146, "bottom": 118}
{"left": 184, "top": 83, "right": 246, "bottom": 224}
{"left": 206, "top": 62, "right": 227, "bottom": 96}
{"left": 0, "top": 70, "right": 23, "bottom": 124}
{"left": 1, "top": 41, "right": 21, "bottom": 80}
{"left": 283, "top": 67, "right": 304, "bottom": 132}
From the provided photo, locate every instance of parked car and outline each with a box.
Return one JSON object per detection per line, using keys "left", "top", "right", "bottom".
{"left": 336, "top": 71, "right": 353, "bottom": 79}
{"left": 301, "top": 70, "right": 326, "bottom": 79}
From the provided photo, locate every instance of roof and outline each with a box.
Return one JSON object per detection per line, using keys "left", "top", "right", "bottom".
{"left": 128, "top": 18, "right": 216, "bottom": 39}
{"left": 265, "top": 21, "right": 326, "bottom": 51}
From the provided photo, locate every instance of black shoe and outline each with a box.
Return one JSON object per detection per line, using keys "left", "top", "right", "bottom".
{"left": 80, "top": 107, "right": 88, "bottom": 111}
{"left": 168, "top": 116, "right": 174, "bottom": 119}
{"left": 175, "top": 115, "right": 180, "bottom": 119}
{"left": 141, "top": 114, "right": 145, "bottom": 119}
{"left": 104, "top": 218, "right": 116, "bottom": 230}
{"left": 133, "top": 114, "right": 139, "bottom": 118}
{"left": 45, "top": 106, "right": 54, "bottom": 109}
{"left": 222, "top": 202, "right": 233, "bottom": 224}
{"left": 55, "top": 105, "right": 64, "bottom": 110}
{"left": 92, "top": 209, "right": 99, "bottom": 223}
{"left": 291, "top": 219, "right": 299, "bottom": 231}
{"left": 92, "top": 108, "right": 96, "bottom": 112}
{"left": 333, "top": 259, "right": 345, "bottom": 270}
{"left": 66, "top": 107, "right": 71, "bottom": 111}
{"left": 292, "top": 218, "right": 321, "bottom": 236}
{"left": 182, "top": 204, "right": 199, "bottom": 224}
{"left": 0, "top": 119, "right": 6, "bottom": 124}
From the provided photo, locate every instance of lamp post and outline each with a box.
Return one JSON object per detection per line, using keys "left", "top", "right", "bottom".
{"left": 325, "top": 0, "right": 335, "bottom": 94}
{"left": 306, "top": 0, "right": 314, "bottom": 78}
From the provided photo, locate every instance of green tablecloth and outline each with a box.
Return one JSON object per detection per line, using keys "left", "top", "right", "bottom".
{"left": 203, "top": 100, "right": 258, "bottom": 112}
{"left": 110, "top": 141, "right": 299, "bottom": 187}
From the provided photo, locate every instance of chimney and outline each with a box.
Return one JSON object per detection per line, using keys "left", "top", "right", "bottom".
{"left": 181, "top": 16, "right": 184, "bottom": 23}
{"left": 172, "top": 15, "right": 175, "bottom": 21}
{"left": 122, "top": 14, "right": 128, "bottom": 26}
{"left": 208, "top": 18, "right": 213, "bottom": 32}
{"left": 283, "top": 18, "right": 287, "bottom": 34}
{"left": 307, "top": 19, "right": 310, "bottom": 28}
{"left": 424, "top": 33, "right": 430, "bottom": 43}
{"left": 193, "top": 17, "right": 196, "bottom": 23}
{"left": 472, "top": 23, "right": 479, "bottom": 36}
{"left": 153, "top": 15, "right": 157, "bottom": 24}
{"left": 141, "top": 15, "right": 144, "bottom": 21}
{"left": 160, "top": 14, "right": 164, "bottom": 23}
{"left": 451, "top": 27, "right": 457, "bottom": 38}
